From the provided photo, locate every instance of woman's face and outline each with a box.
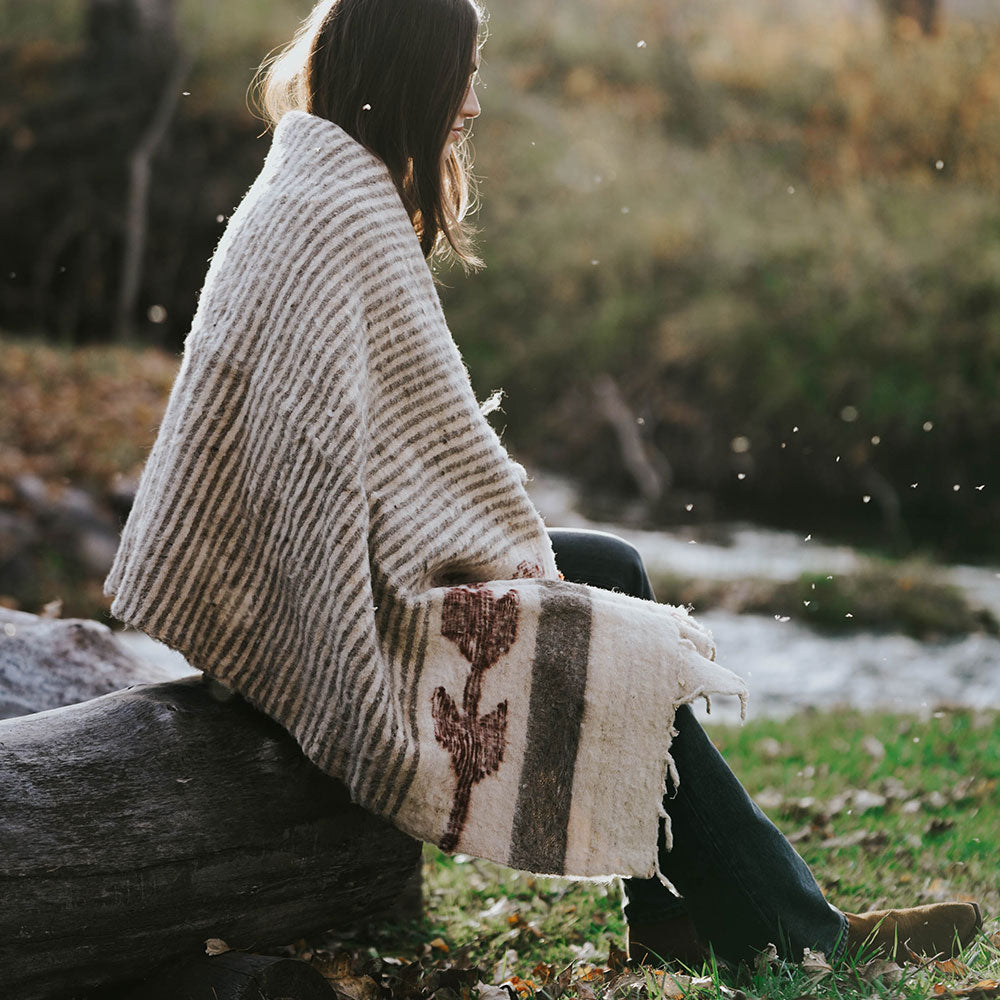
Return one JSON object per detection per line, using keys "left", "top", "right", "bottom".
{"left": 445, "top": 60, "right": 481, "bottom": 153}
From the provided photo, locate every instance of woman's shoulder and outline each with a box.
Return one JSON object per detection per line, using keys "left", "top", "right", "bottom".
{"left": 266, "top": 113, "right": 395, "bottom": 207}
{"left": 192, "top": 112, "right": 432, "bottom": 351}
{"left": 227, "top": 112, "right": 415, "bottom": 258}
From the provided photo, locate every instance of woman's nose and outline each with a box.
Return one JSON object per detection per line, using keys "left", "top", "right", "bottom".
{"left": 462, "top": 82, "right": 481, "bottom": 121}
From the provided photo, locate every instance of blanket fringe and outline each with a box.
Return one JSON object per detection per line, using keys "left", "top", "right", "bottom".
{"left": 654, "top": 681, "right": 748, "bottom": 888}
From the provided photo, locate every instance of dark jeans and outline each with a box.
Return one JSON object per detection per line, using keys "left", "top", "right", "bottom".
{"left": 548, "top": 527, "right": 849, "bottom": 964}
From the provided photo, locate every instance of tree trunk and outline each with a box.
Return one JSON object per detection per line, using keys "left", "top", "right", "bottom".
{"left": 0, "top": 675, "right": 423, "bottom": 1000}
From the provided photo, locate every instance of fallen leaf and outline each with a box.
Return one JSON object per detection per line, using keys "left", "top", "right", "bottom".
{"left": 754, "top": 943, "right": 779, "bottom": 975}
{"left": 858, "top": 959, "right": 903, "bottom": 984}
{"left": 204, "top": 937, "right": 230, "bottom": 956}
{"left": 430, "top": 967, "right": 483, "bottom": 994}
{"left": 574, "top": 964, "right": 608, "bottom": 983}
{"left": 690, "top": 975, "right": 721, "bottom": 993}
{"left": 328, "top": 975, "right": 380, "bottom": 1000}
{"left": 504, "top": 976, "right": 536, "bottom": 997}
{"left": 479, "top": 897, "right": 515, "bottom": 920}
{"left": 312, "top": 951, "right": 354, "bottom": 979}
{"left": 40, "top": 598, "right": 62, "bottom": 619}
{"left": 801, "top": 949, "right": 832, "bottom": 981}
{"left": 755, "top": 788, "right": 784, "bottom": 812}
{"left": 819, "top": 829, "right": 888, "bottom": 851}
{"left": 477, "top": 984, "right": 513, "bottom": 1000}
{"left": 530, "top": 963, "right": 555, "bottom": 986}
{"left": 605, "top": 971, "right": 648, "bottom": 996}
{"left": 645, "top": 970, "right": 697, "bottom": 999}
{"left": 851, "top": 789, "right": 888, "bottom": 812}
{"left": 608, "top": 942, "right": 629, "bottom": 973}
{"left": 933, "top": 959, "right": 969, "bottom": 977}
{"left": 934, "top": 980, "right": 1000, "bottom": 1000}
{"left": 958, "top": 979, "right": 1000, "bottom": 997}
{"left": 925, "top": 817, "right": 956, "bottom": 836}
{"left": 920, "top": 877, "right": 957, "bottom": 902}
{"left": 429, "top": 937, "right": 450, "bottom": 954}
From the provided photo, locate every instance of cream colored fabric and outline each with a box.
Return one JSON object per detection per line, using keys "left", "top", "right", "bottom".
{"left": 106, "top": 111, "right": 747, "bottom": 877}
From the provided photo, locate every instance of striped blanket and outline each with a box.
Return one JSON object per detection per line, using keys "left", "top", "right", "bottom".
{"left": 105, "top": 111, "right": 747, "bottom": 878}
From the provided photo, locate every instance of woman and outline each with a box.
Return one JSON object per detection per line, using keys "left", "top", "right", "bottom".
{"left": 105, "top": 0, "right": 981, "bottom": 968}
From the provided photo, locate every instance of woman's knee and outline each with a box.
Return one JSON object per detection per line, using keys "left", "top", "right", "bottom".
{"left": 548, "top": 528, "right": 653, "bottom": 600}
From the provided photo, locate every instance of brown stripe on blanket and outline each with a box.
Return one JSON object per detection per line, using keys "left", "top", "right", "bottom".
{"left": 507, "top": 582, "right": 592, "bottom": 874}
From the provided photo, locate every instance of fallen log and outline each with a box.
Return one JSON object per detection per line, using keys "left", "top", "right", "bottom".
{"left": 0, "top": 676, "right": 423, "bottom": 1000}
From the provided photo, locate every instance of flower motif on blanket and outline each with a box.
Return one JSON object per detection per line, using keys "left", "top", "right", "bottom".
{"left": 432, "top": 585, "right": 521, "bottom": 852}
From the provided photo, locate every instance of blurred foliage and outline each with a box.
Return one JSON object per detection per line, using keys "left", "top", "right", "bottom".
{"left": 0, "top": 336, "right": 177, "bottom": 497}
{"left": 2, "top": 0, "right": 1000, "bottom": 556}
{"left": 0, "top": 335, "right": 177, "bottom": 617}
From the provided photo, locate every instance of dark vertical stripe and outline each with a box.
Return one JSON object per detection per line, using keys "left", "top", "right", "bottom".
{"left": 507, "top": 583, "right": 592, "bottom": 874}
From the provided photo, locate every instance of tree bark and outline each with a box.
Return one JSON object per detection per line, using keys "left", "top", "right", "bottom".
{"left": 0, "top": 675, "right": 423, "bottom": 1000}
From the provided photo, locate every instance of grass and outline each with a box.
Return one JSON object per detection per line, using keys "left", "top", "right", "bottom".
{"left": 291, "top": 706, "right": 1000, "bottom": 1000}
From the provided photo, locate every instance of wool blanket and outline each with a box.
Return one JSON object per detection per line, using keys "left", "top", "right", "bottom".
{"left": 106, "top": 111, "right": 748, "bottom": 879}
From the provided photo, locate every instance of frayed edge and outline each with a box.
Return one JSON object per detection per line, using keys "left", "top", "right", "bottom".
{"left": 655, "top": 717, "right": 680, "bottom": 890}
{"left": 480, "top": 388, "right": 505, "bottom": 415}
{"left": 651, "top": 684, "right": 748, "bottom": 888}
{"left": 654, "top": 811, "right": 680, "bottom": 893}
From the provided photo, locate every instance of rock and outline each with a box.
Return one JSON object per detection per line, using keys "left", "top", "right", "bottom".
{"left": 0, "top": 607, "right": 181, "bottom": 719}
{"left": 0, "top": 507, "right": 40, "bottom": 599}
{"left": 10, "top": 474, "right": 122, "bottom": 578}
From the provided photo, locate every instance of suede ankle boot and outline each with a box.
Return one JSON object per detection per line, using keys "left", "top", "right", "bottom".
{"left": 627, "top": 914, "right": 710, "bottom": 967}
{"left": 844, "top": 901, "right": 982, "bottom": 963}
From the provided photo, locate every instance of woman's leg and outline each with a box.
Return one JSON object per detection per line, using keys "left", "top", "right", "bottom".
{"left": 549, "top": 527, "right": 981, "bottom": 965}
{"left": 548, "top": 527, "right": 848, "bottom": 964}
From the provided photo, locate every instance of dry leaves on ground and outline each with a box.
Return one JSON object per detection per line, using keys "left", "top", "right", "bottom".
{"left": 933, "top": 979, "right": 1000, "bottom": 1000}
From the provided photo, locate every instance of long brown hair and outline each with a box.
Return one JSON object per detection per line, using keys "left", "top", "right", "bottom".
{"left": 255, "top": 0, "right": 483, "bottom": 268}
